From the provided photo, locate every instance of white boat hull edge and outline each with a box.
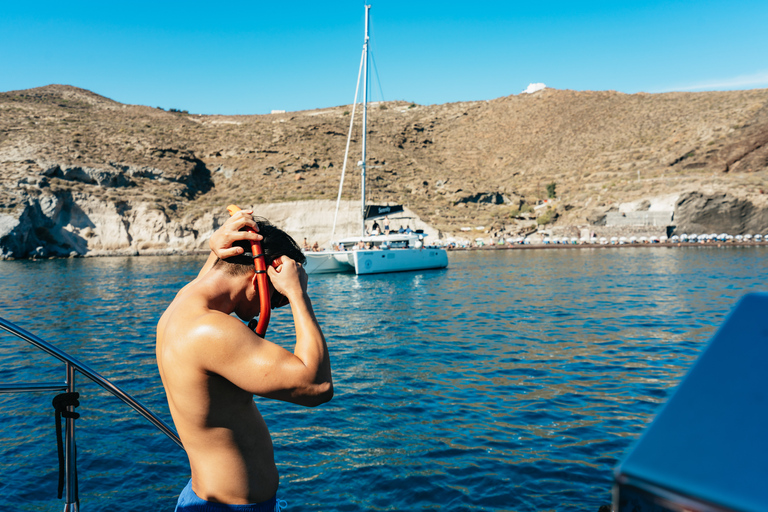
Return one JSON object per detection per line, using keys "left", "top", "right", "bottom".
{"left": 303, "top": 251, "right": 356, "bottom": 274}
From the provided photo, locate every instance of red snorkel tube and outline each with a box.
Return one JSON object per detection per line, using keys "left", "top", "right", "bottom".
{"left": 227, "top": 204, "right": 271, "bottom": 337}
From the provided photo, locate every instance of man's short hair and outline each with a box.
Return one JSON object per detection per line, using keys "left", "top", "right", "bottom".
{"left": 214, "top": 217, "right": 306, "bottom": 277}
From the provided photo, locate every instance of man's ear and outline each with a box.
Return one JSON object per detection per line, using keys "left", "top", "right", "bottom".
{"left": 250, "top": 272, "right": 259, "bottom": 290}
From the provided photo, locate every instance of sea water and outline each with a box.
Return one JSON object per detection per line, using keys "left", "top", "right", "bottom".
{"left": 1, "top": 246, "right": 766, "bottom": 511}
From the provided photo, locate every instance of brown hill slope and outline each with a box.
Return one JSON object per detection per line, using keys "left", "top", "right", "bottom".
{"left": 1, "top": 84, "right": 767, "bottom": 257}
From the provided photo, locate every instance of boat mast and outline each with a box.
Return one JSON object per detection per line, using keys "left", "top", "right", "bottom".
{"left": 360, "top": 4, "right": 370, "bottom": 237}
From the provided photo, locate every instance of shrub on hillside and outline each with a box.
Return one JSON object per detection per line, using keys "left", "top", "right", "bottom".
{"left": 546, "top": 182, "right": 557, "bottom": 199}
{"left": 536, "top": 209, "right": 555, "bottom": 225}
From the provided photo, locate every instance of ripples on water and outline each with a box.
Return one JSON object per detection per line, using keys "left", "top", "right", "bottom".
{"left": 1, "top": 247, "right": 766, "bottom": 511}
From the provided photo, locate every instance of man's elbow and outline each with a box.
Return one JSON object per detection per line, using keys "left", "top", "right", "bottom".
{"left": 301, "top": 381, "right": 334, "bottom": 407}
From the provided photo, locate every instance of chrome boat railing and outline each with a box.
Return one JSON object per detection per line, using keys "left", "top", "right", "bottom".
{"left": 0, "top": 316, "right": 182, "bottom": 512}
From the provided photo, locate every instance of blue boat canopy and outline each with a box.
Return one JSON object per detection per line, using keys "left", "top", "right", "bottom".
{"left": 615, "top": 293, "right": 768, "bottom": 511}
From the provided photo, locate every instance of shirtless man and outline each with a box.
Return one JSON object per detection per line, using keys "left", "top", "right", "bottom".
{"left": 156, "top": 209, "right": 333, "bottom": 511}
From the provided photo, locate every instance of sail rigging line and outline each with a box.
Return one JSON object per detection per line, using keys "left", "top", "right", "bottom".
{"left": 367, "top": 12, "right": 385, "bottom": 103}
{"left": 369, "top": 49, "right": 385, "bottom": 103}
{"left": 330, "top": 44, "right": 366, "bottom": 245}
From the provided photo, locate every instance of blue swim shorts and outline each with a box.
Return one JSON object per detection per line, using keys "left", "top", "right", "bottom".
{"left": 175, "top": 480, "right": 286, "bottom": 512}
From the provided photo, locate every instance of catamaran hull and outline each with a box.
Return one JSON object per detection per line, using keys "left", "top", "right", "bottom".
{"left": 303, "top": 251, "right": 356, "bottom": 274}
{"left": 304, "top": 248, "right": 448, "bottom": 275}
{"left": 352, "top": 248, "right": 448, "bottom": 275}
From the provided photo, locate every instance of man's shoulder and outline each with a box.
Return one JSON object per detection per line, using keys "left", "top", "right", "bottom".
{"left": 162, "top": 295, "right": 243, "bottom": 347}
{"left": 162, "top": 308, "right": 255, "bottom": 371}
{"left": 182, "top": 309, "right": 247, "bottom": 344}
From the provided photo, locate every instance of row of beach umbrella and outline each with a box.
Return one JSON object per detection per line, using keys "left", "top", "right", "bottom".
{"left": 505, "top": 233, "right": 766, "bottom": 245}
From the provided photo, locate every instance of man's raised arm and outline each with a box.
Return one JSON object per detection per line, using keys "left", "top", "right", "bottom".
{"left": 191, "top": 256, "right": 333, "bottom": 407}
{"left": 266, "top": 258, "right": 333, "bottom": 406}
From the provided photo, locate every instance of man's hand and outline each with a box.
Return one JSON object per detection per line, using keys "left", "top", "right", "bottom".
{"left": 210, "top": 209, "right": 263, "bottom": 259}
{"left": 267, "top": 257, "right": 307, "bottom": 303}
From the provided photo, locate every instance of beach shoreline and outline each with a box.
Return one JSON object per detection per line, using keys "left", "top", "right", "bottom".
{"left": 447, "top": 241, "right": 768, "bottom": 251}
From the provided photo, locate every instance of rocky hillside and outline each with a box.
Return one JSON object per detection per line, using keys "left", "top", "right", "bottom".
{"left": 1, "top": 84, "right": 768, "bottom": 257}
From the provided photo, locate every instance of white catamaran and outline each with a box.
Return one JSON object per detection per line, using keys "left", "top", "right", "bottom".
{"left": 304, "top": 5, "right": 448, "bottom": 275}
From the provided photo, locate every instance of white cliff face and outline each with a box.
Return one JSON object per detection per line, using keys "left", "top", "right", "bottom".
{"left": 0, "top": 215, "right": 21, "bottom": 252}
{"left": 82, "top": 197, "right": 214, "bottom": 255}
{"left": 0, "top": 145, "right": 214, "bottom": 258}
{"left": 0, "top": 190, "right": 208, "bottom": 258}
{"left": 0, "top": 150, "right": 440, "bottom": 258}
{"left": 0, "top": 190, "right": 441, "bottom": 258}
{"left": 80, "top": 196, "right": 132, "bottom": 252}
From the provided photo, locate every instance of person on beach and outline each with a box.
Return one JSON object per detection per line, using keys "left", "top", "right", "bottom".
{"left": 156, "top": 208, "right": 333, "bottom": 512}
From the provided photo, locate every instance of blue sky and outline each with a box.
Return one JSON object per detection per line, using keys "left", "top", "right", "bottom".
{"left": 1, "top": 0, "right": 766, "bottom": 115}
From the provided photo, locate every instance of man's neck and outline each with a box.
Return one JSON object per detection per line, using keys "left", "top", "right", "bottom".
{"left": 194, "top": 270, "right": 251, "bottom": 316}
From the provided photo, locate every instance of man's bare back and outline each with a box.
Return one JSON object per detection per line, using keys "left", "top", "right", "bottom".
{"left": 157, "top": 211, "right": 332, "bottom": 507}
